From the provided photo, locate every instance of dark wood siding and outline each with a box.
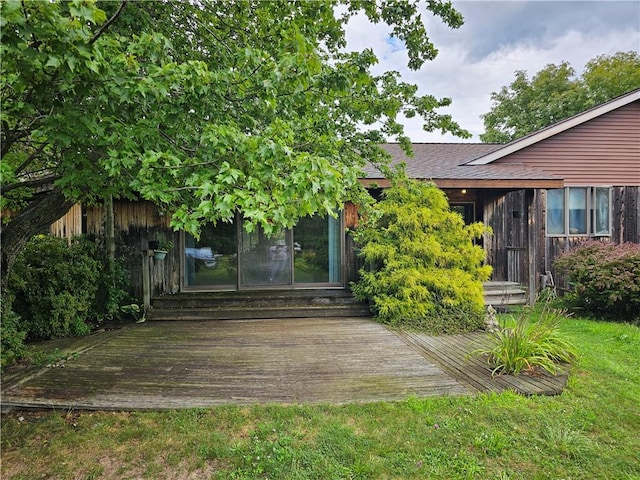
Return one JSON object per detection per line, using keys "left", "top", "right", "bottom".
{"left": 494, "top": 101, "right": 640, "bottom": 186}
{"left": 614, "top": 186, "right": 640, "bottom": 243}
{"left": 85, "top": 200, "right": 180, "bottom": 300}
{"left": 482, "top": 189, "right": 530, "bottom": 286}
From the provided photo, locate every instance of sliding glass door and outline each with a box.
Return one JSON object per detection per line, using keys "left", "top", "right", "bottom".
{"left": 293, "top": 215, "right": 342, "bottom": 285}
{"left": 183, "top": 219, "right": 237, "bottom": 289}
{"left": 183, "top": 213, "right": 343, "bottom": 290}
{"left": 239, "top": 226, "right": 292, "bottom": 287}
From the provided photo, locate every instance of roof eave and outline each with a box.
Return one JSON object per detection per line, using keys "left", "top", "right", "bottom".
{"left": 359, "top": 178, "right": 564, "bottom": 189}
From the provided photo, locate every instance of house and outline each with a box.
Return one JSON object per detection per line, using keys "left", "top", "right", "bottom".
{"left": 50, "top": 90, "right": 639, "bottom": 307}
{"left": 472, "top": 88, "right": 639, "bottom": 295}
{"left": 368, "top": 89, "right": 639, "bottom": 302}
{"left": 363, "top": 143, "right": 563, "bottom": 303}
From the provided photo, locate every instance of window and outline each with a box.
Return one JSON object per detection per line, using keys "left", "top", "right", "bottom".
{"left": 546, "top": 187, "right": 611, "bottom": 236}
{"left": 546, "top": 189, "right": 565, "bottom": 235}
{"left": 568, "top": 188, "right": 587, "bottom": 234}
{"left": 594, "top": 188, "right": 611, "bottom": 235}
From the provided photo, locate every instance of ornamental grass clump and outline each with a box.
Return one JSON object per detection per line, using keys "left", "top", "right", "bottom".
{"left": 473, "top": 301, "right": 578, "bottom": 376}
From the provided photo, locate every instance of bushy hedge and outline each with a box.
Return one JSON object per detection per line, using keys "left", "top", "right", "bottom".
{"left": 1, "top": 297, "right": 26, "bottom": 369}
{"left": 351, "top": 178, "right": 492, "bottom": 334}
{"left": 8, "top": 235, "right": 101, "bottom": 340}
{"left": 554, "top": 241, "right": 640, "bottom": 321}
{"left": 2, "top": 234, "right": 136, "bottom": 369}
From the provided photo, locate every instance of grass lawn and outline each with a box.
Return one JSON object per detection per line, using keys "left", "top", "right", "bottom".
{"left": 1, "top": 316, "right": 639, "bottom": 480}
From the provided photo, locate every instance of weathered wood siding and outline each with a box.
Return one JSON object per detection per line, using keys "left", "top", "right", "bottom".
{"left": 85, "top": 200, "right": 180, "bottom": 300}
{"left": 493, "top": 101, "right": 640, "bottom": 186}
{"left": 484, "top": 186, "right": 639, "bottom": 295}
{"left": 2, "top": 203, "right": 81, "bottom": 241}
{"left": 537, "top": 186, "right": 639, "bottom": 292}
{"left": 613, "top": 186, "right": 640, "bottom": 244}
{"left": 482, "top": 189, "right": 530, "bottom": 285}
{"left": 49, "top": 203, "right": 83, "bottom": 241}
{"left": 343, "top": 202, "right": 365, "bottom": 284}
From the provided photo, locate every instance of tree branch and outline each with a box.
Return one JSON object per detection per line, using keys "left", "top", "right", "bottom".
{"left": 14, "top": 143, "right": 48, "bottom": 175}
{"left": 88, "top": 0, "right": 127, "bottom": 46}
{"left": 1, "top": 188, "right": 74, "bottom": 291}
{"left": 1, "top": 174, "right": 61, "bottom": 195}
{"left": 158, "top": 129, "right": 198, "bottom": 154}
{"left": 1, "top": 106, "right": 55, "bottom": 160}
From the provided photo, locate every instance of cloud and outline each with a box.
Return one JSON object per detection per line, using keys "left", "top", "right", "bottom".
{"left": 343, "top": 1, "right": 640, "bottom": 142}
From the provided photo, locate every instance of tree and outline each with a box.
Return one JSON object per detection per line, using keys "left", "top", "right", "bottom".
{"left": 480, "top": 51, "right": 640, "bottom": 143}
{"left": 351, "top": 177, "right": 492, "bottom": 334}
{"left": 0, "top": 0, "right": 468, "bottom": 290}
{"left": 582, "top": 51, "right": 640, "bottom": 104}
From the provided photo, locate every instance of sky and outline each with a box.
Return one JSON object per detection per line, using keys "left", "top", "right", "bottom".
{"left": 343, "top": 0, "right": 640, "bottom": 143}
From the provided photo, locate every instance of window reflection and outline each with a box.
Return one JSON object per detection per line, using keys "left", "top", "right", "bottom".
{"left": 568, "top": 188, "right": 587, "bottom": 234}
{"left": 547, "top": 189, "right": 565, "bottom": 235}
{"left": 184, "top": 220, "right": 237, "bottom": 288}
{"left": 546, "top": 187, "right": 611, "bottom": 237}
{"left": 595, "top": 188, "right": 610, "bottom": 235}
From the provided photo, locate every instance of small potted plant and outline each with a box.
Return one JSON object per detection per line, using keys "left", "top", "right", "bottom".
{"left": 151, "top": 234, "right": 174, "bottom": 260}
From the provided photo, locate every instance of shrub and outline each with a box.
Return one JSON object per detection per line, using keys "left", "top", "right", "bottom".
{"left": 471, "top": 302, "right": 578, "bottom": 376}
{"left": 95, "top": 255, "right": 134, "bottom": 324}
{"left": 351, "top": 177, "right": 492, "bottom": 334}
{"left": 8, "top": 234, "right": 101, "bottom": 340}
{"left": 554, "top": 241, "right": 640, "bottom": 321}
{"left": 0, "top": 296, "right": 27, "bottom": 369}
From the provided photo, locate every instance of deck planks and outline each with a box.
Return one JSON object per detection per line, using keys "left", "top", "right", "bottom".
{"left": 1, "top": 318, "right": 469, "bottom": 410}
{"left": 394, "top": 330, "right": 568, "bottom": 396}
{"left": 1, "top": 318, "right": 568, "bottom": 411}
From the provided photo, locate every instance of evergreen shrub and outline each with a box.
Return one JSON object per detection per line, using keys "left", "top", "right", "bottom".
{"left": 351, "top": 178, "right": 492, "bottom": 334}
{"left": 0, "top": 296, "right": 26, "bottom": 368}
{"left": 554, "top": 240, "right": 640, "bottom": 321}
{"left": 8, "top": 235, "right": 100, "bottom": 340}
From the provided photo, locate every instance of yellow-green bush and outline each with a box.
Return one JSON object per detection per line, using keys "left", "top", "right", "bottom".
{"left": 351, "top": 178, "right": 492, "bottom": 334}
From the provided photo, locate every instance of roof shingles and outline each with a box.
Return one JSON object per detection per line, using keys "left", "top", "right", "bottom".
{"left": 362, "top": 143, "right": 563, "bottom": 188}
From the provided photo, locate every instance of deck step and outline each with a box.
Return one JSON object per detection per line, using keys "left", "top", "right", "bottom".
{"left": 148, "top": 289, "right": 371, "bottom": 321}
{"left": 483, "top": 281, "right": 527, "bottom": 307}
{"left": 150, "top": 283, "right": 526, "bottom": 320}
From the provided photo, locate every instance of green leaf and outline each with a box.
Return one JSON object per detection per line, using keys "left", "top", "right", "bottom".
{"left": 45, "top": 56, "right": 61, "bottom": 69}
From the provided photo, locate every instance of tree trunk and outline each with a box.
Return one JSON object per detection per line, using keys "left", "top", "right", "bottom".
{"left": 104, "top": 195, "right": 116, "bottom": 303}
{"left": 1, "top": 189, "right": 75, "bottom": 293}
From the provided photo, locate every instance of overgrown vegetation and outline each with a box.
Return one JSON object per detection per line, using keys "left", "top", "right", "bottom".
{"left": 554, "top": 240, "right": 640, "bottom": 322}
{"left": 1, "top": 0, "right": 469, "bottom": 292}
{"left": 471, "top": 300, "right": 578, "bottom": 376}
{"left": 0, "top": 297, "right": 26, "bottom": 369}
{"left": 1, "top": 234, "right": 135, "bottom": 369}
{"left": 2, "top": 315, "right": 638, "bottom": 479}
{"left": 351, "top": 177, "right": 492, "bottom": 334}
{"left": 8, "top": 235, "right": 100, "bottom": 340}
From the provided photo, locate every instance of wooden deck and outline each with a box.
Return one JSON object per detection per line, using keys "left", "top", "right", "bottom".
{"left": 395, "top": 331, "right": 568, "bottom": 396}
{"left": 1, "top": 318, "right": 568, "bottom": 411}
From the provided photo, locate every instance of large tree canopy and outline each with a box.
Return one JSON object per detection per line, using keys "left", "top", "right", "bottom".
{"left": 1, "top": 0, "right": 469, "bottom": 289}
{"left": 480, "top": 51, "right": 640, "bottom": 143}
